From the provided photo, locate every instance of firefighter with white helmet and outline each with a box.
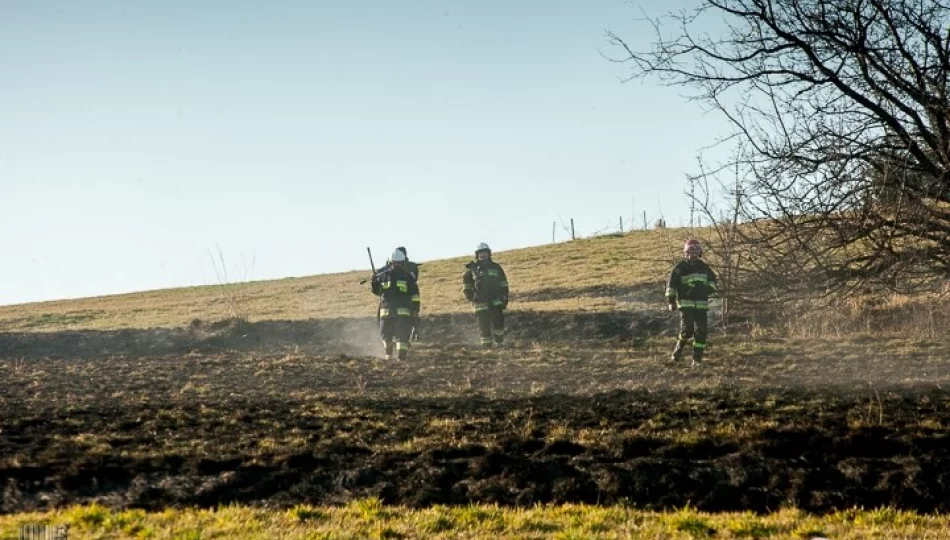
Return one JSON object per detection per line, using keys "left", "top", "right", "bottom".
{"left": 379, "top": 246, "right": 422, "bottom": 340}
{"left": 666, "top": 239, "right": 717, "bottom": 366}
{"left": 462, "top": 243, "right": 510, "bottom": 347}
{"left": 370, "top": 248, "right": 421, "bottom": 360}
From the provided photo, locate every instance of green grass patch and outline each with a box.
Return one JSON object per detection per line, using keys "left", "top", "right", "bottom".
{"left": 5, "top": 502, "right": 950, "bottom": 539}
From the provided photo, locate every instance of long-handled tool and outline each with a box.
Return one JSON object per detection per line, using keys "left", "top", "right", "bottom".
{"left": 359, "top": 247, "right": 378, "bottom": 285}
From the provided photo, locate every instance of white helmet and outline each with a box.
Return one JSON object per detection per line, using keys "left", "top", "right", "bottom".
{"left": 475, "top": 242, "right": 491, "bottom": 254}
{"left": 390, "top": 249, "right": 407, "bottom": 262}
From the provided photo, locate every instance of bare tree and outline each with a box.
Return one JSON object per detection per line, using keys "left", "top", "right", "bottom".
{"left": 610, "top": 0, "right": 950, "bottom": 300}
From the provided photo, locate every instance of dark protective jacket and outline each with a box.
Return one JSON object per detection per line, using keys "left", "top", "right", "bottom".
{"left": 371, "top": 264, "right": 421, "bottom": 317}
{"left": 666, "top": 259, "right": 717, "bottom": 310}
{"left": 462, "top": 259, "right": 509, "bottom": 307}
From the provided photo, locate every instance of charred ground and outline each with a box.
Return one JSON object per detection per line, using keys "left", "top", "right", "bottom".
{"left": 3, "top": 314, "right": 950, "bottom": 515}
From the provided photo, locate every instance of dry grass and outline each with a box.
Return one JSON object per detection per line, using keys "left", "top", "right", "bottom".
{"left": 752, "top": 289, "right": 950, "bottom": 341}
{"left": 2, "top": 226, "right": 948, "bottom": 340}
{"left": 0, "top": 230, "right": 685, "bottom": 332}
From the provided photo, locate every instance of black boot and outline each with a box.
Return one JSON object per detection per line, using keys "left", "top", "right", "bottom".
{"left": 691, "top": 347, "right": 704, "bottom": 367}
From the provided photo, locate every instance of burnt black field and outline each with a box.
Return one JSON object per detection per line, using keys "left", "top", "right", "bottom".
{"left": 3, "top": 314, "right": 949, "bottom": 514}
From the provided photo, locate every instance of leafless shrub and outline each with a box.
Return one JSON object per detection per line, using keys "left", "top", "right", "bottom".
{"left": 610, "top": 0, "right": 950, "bottom": 306}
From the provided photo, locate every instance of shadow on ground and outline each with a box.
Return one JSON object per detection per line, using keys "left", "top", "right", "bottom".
{"left": 0, "top": 310, "right": 678, "bottom": 360}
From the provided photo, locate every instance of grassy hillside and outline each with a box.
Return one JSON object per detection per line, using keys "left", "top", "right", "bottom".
{"left": 5, "top": 226, "right": 950, "bottom": 537}
{"left": 0, "top": 229, "right": 689, "bottom": 332}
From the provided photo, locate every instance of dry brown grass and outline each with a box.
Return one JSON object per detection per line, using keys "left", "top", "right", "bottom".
{"left": 0, "top": 230, "right": 688, "bottom": 332}
{"left": 2, "top": 226, "right": 946, "bottom": 340}
{"left": 749, "top": 288, "right": 950, "bottom": 340}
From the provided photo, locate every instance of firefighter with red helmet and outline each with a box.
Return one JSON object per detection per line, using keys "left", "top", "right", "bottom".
{"left": 666, "top": 239, "right": 718, "bottom": 365}
{"left": 462, "top": 243, "right": 510, "bottom": 347}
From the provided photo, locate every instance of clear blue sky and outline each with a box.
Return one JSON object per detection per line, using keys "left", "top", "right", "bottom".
{"left": 1, "top": 0, "right": 730, "bottom": 306}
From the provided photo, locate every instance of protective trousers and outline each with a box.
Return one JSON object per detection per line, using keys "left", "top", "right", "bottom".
{"left": 674, "top": 308, "right": 708, "bottom": 360}
{"left": 379, "top": 311, "right": 413, "bottom": 360}
{"left": 475, "top": 304, "right": 506, "bottom": 347}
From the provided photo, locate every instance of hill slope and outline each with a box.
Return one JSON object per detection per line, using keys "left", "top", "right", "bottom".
{"left": 0, "top": 230, "right": 688, "bottom": 332}
{"left": 4, "top": 227, "right": 950, "bottom": 517}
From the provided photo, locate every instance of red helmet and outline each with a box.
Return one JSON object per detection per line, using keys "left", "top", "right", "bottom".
{"left": 684, "top": 239, "right": 703, "bottom": 256}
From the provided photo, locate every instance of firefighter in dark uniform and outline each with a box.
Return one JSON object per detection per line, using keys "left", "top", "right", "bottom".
{"left": 462, "top": 243, "right": 510, "bottom": 347}
{"left": 379, "top": 247, "right": 422, "bottom": 340}
{"left": 371, "top": 248, "right": 421, "bottom": 360}
{"left": 666, "top": 239, "right": 717, "bottom": 366}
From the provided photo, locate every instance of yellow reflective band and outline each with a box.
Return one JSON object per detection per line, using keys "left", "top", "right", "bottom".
{"left": 379, "top": 308, "right": 390, "bottom": 317}
{"left": 410, "top": 295, "right": 421, "bottom": 302}
{"left": 683, "top": 273, "right": 709, "bottom": 284}
{"left": 381, "top": 281, "right": 391, "bottom": 289}
{"left": 693, "top": 342, "right": 707, "bottom": 349}
{"left": 665, "top": 287, "right": 676, "bottom": 297}
{"left": 396, "top": 280, "right": 408, "bottom": 293}
{"left": 396, "top": 342, "right": 409, "bottom": 350}
{"left": 474, "top": 304, "right": 488, "bottom": 312}
{"left": 396, "top": 308, "right": 412, "bottom": 316}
